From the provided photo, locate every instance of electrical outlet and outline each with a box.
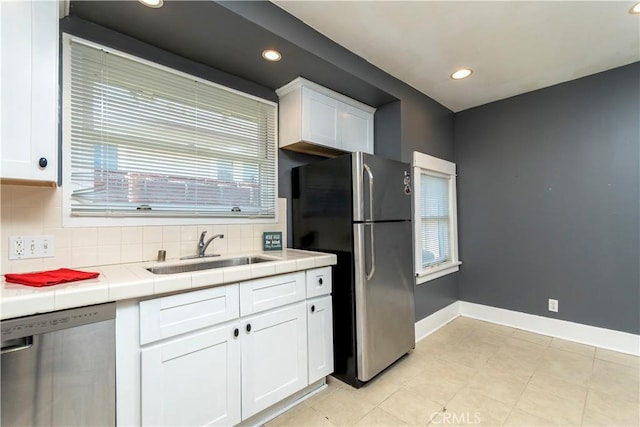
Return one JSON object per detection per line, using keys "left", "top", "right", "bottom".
{"left": 13, "top": 237, "right": 25, "bottom": 256}
{"left": 9, "top": 235, "right": 55, "bottom": 260}
{"left": 548, "top": 298, "right": 558, "bottom": 313}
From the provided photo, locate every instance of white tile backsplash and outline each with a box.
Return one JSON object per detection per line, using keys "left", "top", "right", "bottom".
{"left": 97, "top": 245, "right": 122, "bottom": 265}
{"left": 47, "top": 228, "right": 72, "bottom": 248}
{"left": 12, "top": 207, "right": 43, "bottom": 232}
{"left": 179, "top": 241, "right": 197, "bottom": 258}
{"left": 0, "top": 184, "right": 287, "bottom": 274}
{"left": 143, "top": 242, "right": 164, "bottom": 261}
{"left": 71, "top": 227, "right": 98, "bottom": 247}
{"left": 42, "top": 206, "right": 62, "bottom": 229}
{"left": 142, "top": 226, "right": 163, "bottom": 243}
{"left": 121, "top": 227, "right": 143, "bottom": 244}
{"left": 162, "top": 226, "right": 181, "bottom": 242}
{"left": 98, "top": 227, "right": 122, "bottom": 246}
{"left": 71, "top": 246, "right": 98, "bottom": 267}
{"left": 180, "top": 225, "right": 198, "bottom": 241}
{"left": 225, "top": 224, "right": 243, "bottom": 239}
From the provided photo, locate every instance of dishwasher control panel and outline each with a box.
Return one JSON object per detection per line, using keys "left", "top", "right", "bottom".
{"left": 1, "top": 303, "right": 115, "bottom": 341}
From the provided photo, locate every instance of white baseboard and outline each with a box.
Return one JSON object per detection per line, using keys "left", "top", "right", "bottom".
{"left": 458, "top": 301, "right": 640, "bottom": 356}
{"left": 414, "top": 301, "right": 639, "bottom": 356}
{"left": 415, "top": 301, "right": 461, "bottom": 342}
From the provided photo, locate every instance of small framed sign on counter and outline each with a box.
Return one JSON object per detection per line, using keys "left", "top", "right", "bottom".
{"left": 263, "top": 232, "right": 283, "bottom": 251}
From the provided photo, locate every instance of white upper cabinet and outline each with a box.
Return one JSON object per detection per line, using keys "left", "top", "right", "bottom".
{"left": 1, "top": 0, "right": 58, "bottom": 184}
{"left": 301, "top": 87, "right": 339, "bottom": 148}
{"left": 277, "top": 77, "right": 375, "bottom": 157}
{"left": 339, "top": 102, "right": 373, "bottom": 153}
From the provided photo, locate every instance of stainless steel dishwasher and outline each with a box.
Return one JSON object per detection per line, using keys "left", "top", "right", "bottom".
{"left": 1, "top": 302, "right": 116, "bottom": 426}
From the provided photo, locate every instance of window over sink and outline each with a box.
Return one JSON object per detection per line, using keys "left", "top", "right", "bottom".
{"left": 61, "top": 35, "right": 277, "bottom": 226}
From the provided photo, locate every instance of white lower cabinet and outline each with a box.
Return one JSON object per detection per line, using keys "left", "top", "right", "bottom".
{"left": 127, "top": 268, "right": 333, "bottom": 427}
{"left": 307, "top": 296, "right": 334, "bottom": 384}
{"left": 141, "top": 323, "right": 241, "bottom": 426}
{"left": 241, "top": 302, "right": 308, "bottom": 419}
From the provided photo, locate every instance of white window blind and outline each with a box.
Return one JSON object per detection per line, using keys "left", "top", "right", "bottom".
{"left": 65, "top": 37, "right": 277, "bottom": 219}
{"left": 413, "top": 151, "right": 461, "bottom": 284}
{"left": 419, "top": 172, "right": 450, "bottom": 268}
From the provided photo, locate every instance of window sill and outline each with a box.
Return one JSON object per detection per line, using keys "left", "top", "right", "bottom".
{"left": 416, "top": 261, "right": 462, "bottom": 285}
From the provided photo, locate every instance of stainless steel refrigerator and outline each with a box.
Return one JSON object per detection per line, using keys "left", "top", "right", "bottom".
{"left": 292, "top": 152, "right": 415, "bottom": 388}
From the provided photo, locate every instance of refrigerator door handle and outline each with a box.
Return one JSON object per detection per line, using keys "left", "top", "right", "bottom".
{"left": 363, "top": 163, "right": 374, "bottom": 221}
{"left": 366, "top": 223, "right": 376, "bottom": 280}
{"left": 363, "top": 162, "right": 376, "bottom": 280}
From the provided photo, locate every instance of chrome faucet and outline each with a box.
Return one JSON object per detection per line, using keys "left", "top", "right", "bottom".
{"left": 198, "top": 231, "right": 224, "bottom": 257}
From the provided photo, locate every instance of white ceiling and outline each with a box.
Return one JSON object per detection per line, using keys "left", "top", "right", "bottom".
{"left": 272, "top": 1, "right": 640, "bottom": 112}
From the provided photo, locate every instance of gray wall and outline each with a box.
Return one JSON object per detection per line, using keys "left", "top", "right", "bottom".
{"left": 278, "top": 150, "right": 324, "bottom": 247}
{"left": 65, "top": 2, "right": 459, "bottom": 322}
{"left": 401, "top": 95, "right": 454, "bottom": 163}
{"left": 223, "top": 1, "right": 459, "bottom": 321}
{"left": 60, "top": 17, "right": 278, "bottom": 102}
{"left": 400, "top": 97, "right": 457, "bottom": 320}
{"left": 374, "top": 101, "right": 402, "bottom": 161}
{"left": 454, "top": 63, "right": 640, "bottom": 334}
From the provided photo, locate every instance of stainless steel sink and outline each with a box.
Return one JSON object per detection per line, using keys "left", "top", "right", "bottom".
{"left": 146, "top": 256, "right": 274, "bottom": 274}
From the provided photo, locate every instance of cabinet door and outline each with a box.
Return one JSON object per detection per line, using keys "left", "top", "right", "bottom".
{"left": 338, "top": 102, "right": 373, "bottom": 154}
{"left": 301, "top": 87, "right": 339, "bottom": 149}
{"left": 241, "top": 303, "right": 307, "bottom": 419}
{"left": 307, "top": 297, "right": 334, "bottom": 383}
{"left": 0, "top": 0, "right": 58, "bottom": 182}
{"left": 141, "top": 324, "right": 241, "bottom": 427}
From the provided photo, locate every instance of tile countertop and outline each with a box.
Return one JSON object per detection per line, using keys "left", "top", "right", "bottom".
{"left": 1, "top": 249, "right": 336, "bottom": 320}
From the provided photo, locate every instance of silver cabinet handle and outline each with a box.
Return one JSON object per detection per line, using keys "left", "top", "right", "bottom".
{"left": 1, "top": 336, "right": 33, "bottom": 355}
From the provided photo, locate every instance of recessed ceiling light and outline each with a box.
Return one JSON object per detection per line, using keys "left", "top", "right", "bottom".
{"left": 138, "top": 0, "right": 163, "bottom": 8}
{"left": 630, "top": 2, "right": 640, "bottom": 14}
{"left": 262, "top": 49, "right": 282, "bottom": 62}
{"left": 451, "top": 68, "right": 473, "bottom": 80}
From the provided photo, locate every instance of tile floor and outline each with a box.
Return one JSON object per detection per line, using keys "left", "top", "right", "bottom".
{"left": 266, "top": 316, "right": 640, "bottom": 426}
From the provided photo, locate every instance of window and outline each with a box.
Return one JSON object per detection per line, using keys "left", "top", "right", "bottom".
{"left": 413, "top": 151, "right": 461, "bottom": 283}
{"left": 62, "top": 35, "right": 277, "bottom": 226}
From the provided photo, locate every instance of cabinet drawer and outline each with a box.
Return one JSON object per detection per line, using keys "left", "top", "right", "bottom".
{"left": 140, "top": 285, "right": 239, "bottom": 345}
{"left": 240, "top": 272, "right": 305, "bottom": 316}
{"left": 306, "top": 267, "right": 332, "bottom": 298}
